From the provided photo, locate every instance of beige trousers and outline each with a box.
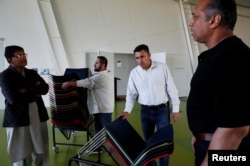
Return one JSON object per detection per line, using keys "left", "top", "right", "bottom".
{"left": 6, "top": 102, "right": 49, "bottom": 166}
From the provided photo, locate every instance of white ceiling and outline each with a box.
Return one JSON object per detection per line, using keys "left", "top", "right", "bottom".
{"left": 236, "top": 0, "right": 250, "bottom": 8}
{"left": 183, "top": 0, "right": 250, "bottom": 8}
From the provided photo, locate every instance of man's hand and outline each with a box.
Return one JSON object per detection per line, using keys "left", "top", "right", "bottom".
{"left": 61, "top": 80, "right": 76, "bottom": 89}
{"left": 191, "top": 136, "right": 196, "bottom": 151}
{"left": 118, "top": 112, "right": 130, "bottom": 119}
{"left": 172, "top": 112, "right": 180, "bottom": 122}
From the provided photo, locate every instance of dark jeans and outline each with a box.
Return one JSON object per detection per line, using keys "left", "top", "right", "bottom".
{"left": 141, "top": 104, "right": 170, "bottom": 166}
{"left": 94, "top": 113, "right": 112, "bottom": 134}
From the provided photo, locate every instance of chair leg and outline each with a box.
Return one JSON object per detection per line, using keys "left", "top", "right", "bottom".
{"left": 52, "top": 124, "right": 59, "bottom": 153}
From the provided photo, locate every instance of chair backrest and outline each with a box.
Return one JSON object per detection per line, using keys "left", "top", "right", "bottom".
{"left": 48, "top": 70, "right": 89, "bottom": 128}
{"left": 64, "top": 68, "right": 89, "bottom": 79}
{"left": 105, "top": 118, "right": 174, "bottom": 166}
{"left": 135, "top": 124, "right": 174, "bottom": 165}
{"left": 63, "top": 68, "right": 89, "bottom": 117}
{"left": 105, "top": 117, "right": 146, "bottom": 165}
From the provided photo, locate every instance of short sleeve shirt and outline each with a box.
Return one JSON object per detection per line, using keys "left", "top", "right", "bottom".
{"left": 187, "top": 36, "right": 250, "bottom": 134}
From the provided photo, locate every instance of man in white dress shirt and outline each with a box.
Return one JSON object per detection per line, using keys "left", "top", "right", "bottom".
{"left": 119, "top": 44, "right": 180, "bottom": 166}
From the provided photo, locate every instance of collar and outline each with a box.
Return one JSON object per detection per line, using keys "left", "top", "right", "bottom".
{"left": 138, "top": 61, "right": 157, "bottom": 71}
{"left": 9, "top": 65, "right": 25, "bottom": 74}
{"left": 93, "top": 69, "right": 110, "bottom": 75}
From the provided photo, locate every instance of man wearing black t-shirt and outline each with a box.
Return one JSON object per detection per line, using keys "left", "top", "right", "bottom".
{"left": 187, "top": 0, "right": 250, "bottom": 166}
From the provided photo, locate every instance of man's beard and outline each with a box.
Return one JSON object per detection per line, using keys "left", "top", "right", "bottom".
{"left": 94, "top": 67, "right": 100, "bottom": 72}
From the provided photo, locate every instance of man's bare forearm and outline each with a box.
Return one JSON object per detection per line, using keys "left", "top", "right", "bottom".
{"left": 201, "top": 126, "right": 250, "bottom": 166}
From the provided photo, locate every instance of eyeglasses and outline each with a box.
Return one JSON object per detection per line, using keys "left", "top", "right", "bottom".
{"left": 13, "top": 53, "right": 28, "bottom": 59}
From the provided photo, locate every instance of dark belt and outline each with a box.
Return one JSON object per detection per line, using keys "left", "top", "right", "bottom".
{"left": 195, "top": 133, "right": 213, "bottom": 141}
{"left": 141, "top": 103, "right": 166, "bottom": 110}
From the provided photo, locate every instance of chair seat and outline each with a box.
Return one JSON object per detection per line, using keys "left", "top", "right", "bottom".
{"left": 104, "top": 117, "right": 174, "bottom": 166}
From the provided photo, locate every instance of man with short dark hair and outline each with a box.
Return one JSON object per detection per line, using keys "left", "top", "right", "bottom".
{"left": 62, "top": 56, "right": 114, "bottom": 135}
{"left": 119, "top": 44, "right": 180, "bottom": 166}
{"left": 0, "top": 45, "right": 49, "bottom": 166}
{"left": 187, "top": 0, "right": 250, "bottom": 165}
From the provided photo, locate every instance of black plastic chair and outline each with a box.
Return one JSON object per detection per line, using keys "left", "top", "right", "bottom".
{"left": 68, "top": 117, "right": 174, "bottom": 166}
{"left": 48, "top": 68, "right": 94, "bottom": 153}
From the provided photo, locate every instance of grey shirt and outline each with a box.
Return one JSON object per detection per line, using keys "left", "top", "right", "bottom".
{"left": 77, "top": 70, "right": 114, "bottom": 114}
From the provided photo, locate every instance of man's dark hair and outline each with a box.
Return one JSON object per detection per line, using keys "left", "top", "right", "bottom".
{"left": 97, "top": 56, "right": 108, "bottom": 68}
{"left": 133, "top": 44, "right": 150, "bottom": 54}
{"left": 5, "top": 45, "right": 24, "bottom": 59}
{"left": 204, "top": 0, "right": 237, "bottom": 30}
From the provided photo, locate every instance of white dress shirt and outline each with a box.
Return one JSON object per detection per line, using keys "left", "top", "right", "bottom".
{"left": 125, "top": 61, "right": 180, "bottom": 113}
{"left": 77, "top": 70, "right": 114, "bottom": 114}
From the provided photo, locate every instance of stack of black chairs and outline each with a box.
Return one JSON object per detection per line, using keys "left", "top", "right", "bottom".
{"left": 48, "top": 68, "right": 94, "bottom": 153}
{"left": 68, "top": 117, "right": 174, "bottom": 166}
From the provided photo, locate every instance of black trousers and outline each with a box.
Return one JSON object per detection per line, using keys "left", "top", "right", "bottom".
{"left": 194, "top": 136, "right": 250, "bottom": 166}
{"left": 194, "top": 140, "right": 210, "bottom": 166}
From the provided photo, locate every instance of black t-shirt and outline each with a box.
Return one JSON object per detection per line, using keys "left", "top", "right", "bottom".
{"left": 187, "top": 36, "right": 250, "bottom": 135}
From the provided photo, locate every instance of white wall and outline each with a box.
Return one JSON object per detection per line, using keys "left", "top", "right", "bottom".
{"left": 50, "top": 0, "right": 192, "bottom": 96}
{"left": 0, "top": 0, "right": 54, "bottom": 71}
{"left": 50, "top": 0, "right": 189, "bottom": 64}
{"left": 0, "top": 0, "right": 55, "bottom": 108}
{"left": 114, "top": 53, "right": 138, "bottom": 96}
